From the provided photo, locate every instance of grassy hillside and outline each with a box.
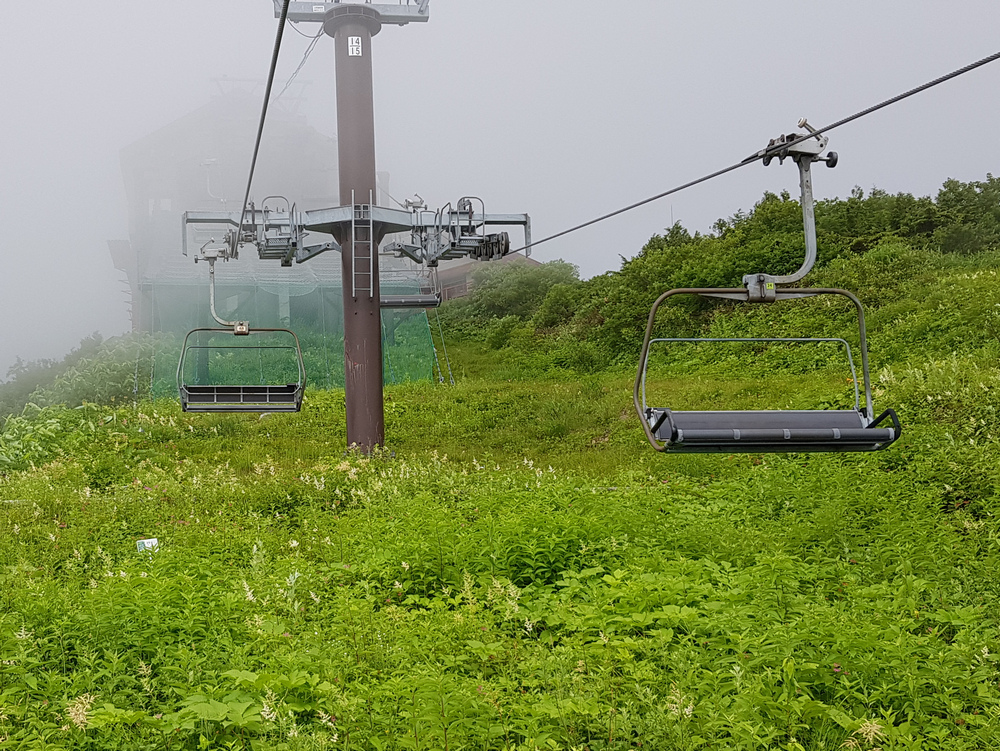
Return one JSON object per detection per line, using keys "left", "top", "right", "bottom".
{"left": 2, "top": 177, "right": 1000, "bottom": 749}
{"left": 2, "top": 348, "right": 1000, "bottom": 749}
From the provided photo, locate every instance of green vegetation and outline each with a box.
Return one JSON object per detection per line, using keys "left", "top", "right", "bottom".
{"left": 1, "top": 176, "right": 1000, "bottom": 749}
{"left": 443, "top": 175, "right": 1000, "bottom": 373}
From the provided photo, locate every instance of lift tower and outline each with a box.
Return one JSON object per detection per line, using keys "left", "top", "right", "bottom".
{"left": 180, "top": 0, "right": 532, "bottom": 453}
{"left": 327, "top": 4, "right": 388, "bottom": 451}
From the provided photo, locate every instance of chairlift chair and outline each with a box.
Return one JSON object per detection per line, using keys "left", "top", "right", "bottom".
{"left": 634, "top": 126, "right": 900, "bottom": 454}
{"left": 177, "top": 326, "right": 306, "bottom": 413}
{"left": 176, "top": 245, "right": 306, "bottom": 413}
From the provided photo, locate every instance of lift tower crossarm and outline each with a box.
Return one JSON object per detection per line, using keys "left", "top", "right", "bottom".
{"left": 275, "top": 0, "right": 430, "bottom": 26}
{"left": 182, "top": 205, "right": 530, "bottom": 265}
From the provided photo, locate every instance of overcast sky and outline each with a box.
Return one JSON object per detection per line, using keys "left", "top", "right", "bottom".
{"left": 1, "top": 0, "right": 999, "bottom": 376}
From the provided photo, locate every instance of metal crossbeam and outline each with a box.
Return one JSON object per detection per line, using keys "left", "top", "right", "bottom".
{"left": 182, "top": 204, "right": 531, "bottom": 265}
{"left": 274, "top": 0, "right": 430, "bottom": 26}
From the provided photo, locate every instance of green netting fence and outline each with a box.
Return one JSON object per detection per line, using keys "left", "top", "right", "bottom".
{"left": 138, "top": 277, "right": 436, "bottom": 398}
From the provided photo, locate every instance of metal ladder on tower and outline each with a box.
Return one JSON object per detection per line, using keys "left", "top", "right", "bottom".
{"left": 351, "top": 190, "right": 375, "bottom": 299}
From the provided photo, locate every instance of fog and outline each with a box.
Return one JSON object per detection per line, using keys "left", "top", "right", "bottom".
{"left": 2, "top": 0, "right": 999, "bottom": 377}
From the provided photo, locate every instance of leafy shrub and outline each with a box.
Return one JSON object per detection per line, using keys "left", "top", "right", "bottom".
{"left": 483, "top": 315, "right": 522, "bottom": 350}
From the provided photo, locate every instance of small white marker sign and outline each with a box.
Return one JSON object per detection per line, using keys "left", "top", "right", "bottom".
{"left": 136, "top": 538, "right": 159, "bottom": 554}
{"left": 313, "top": 5, "right": 325, "bottom": 12}
{"left": 348, "top": 36, "right": 363, "bottom": 56}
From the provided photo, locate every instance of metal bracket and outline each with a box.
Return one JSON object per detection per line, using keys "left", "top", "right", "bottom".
{"left": 740, "top": 120, "right": 839, "bottom": 296}
{"left": 276, "top": 0, "right": 430, "bottom": 27}
{"left": 744, "top": 275, "right": 778, "bottom": 303}
{"left": 193, "top": 247, "right": 249, "bottom": 332}
{"left": 384, "top": 198, "right": 531, "bottom": 266}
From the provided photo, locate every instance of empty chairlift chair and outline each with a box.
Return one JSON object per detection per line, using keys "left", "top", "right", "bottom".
{"left": 177, "top": 326, "right": 306, "bottom": 413}
{"left": 633, "top": 125, "right": 900, "bottom": 454}
{"left": 176, "top": 247, "right": 306, "bottom": 413}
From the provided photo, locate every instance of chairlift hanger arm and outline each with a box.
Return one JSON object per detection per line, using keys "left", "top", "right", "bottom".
{"left": 741, "top": 122, "right": 839, "bottom": 294}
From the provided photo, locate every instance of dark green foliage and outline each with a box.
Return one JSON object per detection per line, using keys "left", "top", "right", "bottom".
{"left": 437, "top": 260, "right": 580, "bottom": 341}
{"left": 934, "top": 175, "right": 1000, "bottom": 255}
{"left": 0, "top": 334, "right": 117, "bottom": 418}
{"left": 817, "top": 185, "right": 939, "bottom": 247}
{"left": 5, "top": 174, "right": 1000, "bottom": 749}
{"left": 440, "top": 175, "right": 1000, "bottom": 371}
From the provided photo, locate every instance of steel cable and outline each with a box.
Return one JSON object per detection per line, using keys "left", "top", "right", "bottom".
{"left": 511, "top": 49, "right": 1000, "bottom": 256}
{"left": 233, "top": 0, "right": 292, "bottom": 257}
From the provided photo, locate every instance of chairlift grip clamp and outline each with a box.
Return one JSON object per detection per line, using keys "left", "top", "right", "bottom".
{"left": 743, "top": 274, "right": 778, "bottom": 302}
{"left": 758, "top": 119, "right": 836, "bottom": 168}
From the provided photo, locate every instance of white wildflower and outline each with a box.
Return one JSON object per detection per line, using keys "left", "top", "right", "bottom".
{"left": 261, "top": 689, "right": 278, "bottom": 722}
{"left": 66, "top": 693, "right": 96, "bottom": 729}
{"left": 856, "top": 720, "right": 885, "bottom": 745}
{"left": 665, "top": 685, "right": 694, "bottom": 719}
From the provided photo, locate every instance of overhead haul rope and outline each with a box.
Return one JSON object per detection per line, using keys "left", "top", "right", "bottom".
{"left": 233, "top": 0, "right": 292, "bottom": 257}
{"left": 511, "top": 49, "right": 1000, "bottom": 255}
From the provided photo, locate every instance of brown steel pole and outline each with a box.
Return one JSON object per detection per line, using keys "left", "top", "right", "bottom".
{"left": 325, "top": 6, "right": 384, "bottom": 453}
